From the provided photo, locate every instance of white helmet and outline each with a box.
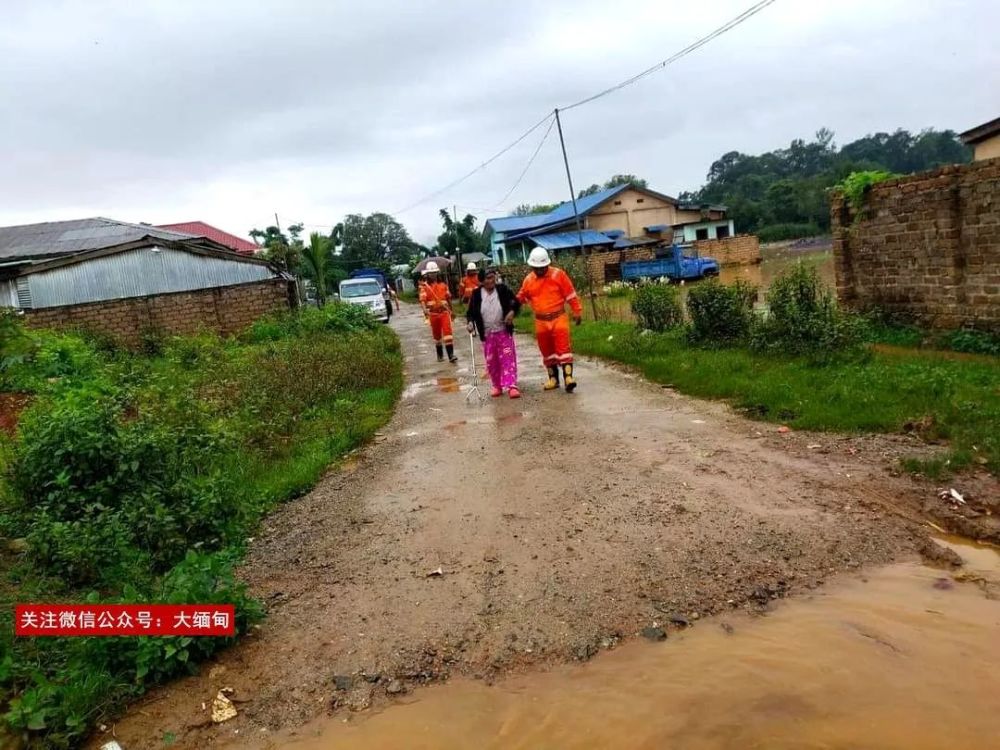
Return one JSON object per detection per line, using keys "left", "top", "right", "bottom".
{"left": 527, "top": 247, "right": 551, "bottom": 268}
{"left": 466, "top": 261, "right": 477, "bottom": 271}
{"left": 422, "top": 261, "right": 440, "bottom": 275}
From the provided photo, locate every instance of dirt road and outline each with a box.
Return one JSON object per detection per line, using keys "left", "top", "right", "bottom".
{"left": 106, "top": 304, "right": 988, "bottom": 748}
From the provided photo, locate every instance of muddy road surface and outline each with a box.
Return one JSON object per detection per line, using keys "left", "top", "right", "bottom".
{"left": 105, "top": 304, "right": 996, "bottom": 749}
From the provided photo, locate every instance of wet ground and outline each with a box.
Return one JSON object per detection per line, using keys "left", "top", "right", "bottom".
{"left": 101, "top": 303, "right": 997, "bottom": 749}
{"left": 253, "top": 540, "right": 1000, "bottom": 750}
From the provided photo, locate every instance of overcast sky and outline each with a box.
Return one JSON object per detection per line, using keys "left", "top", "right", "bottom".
{"left": 1, "top": 0, "right": 997, "bottom": 245}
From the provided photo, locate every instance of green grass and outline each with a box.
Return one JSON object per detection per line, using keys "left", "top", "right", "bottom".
{"left": 517, "top": 316, "right": 999, "bottom": 475}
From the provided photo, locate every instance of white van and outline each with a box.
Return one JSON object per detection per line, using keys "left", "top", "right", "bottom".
{"left": 338, "top": 278, "right": 390, "bottom": 323}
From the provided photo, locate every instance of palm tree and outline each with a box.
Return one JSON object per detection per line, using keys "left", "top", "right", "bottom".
{"left": 301, "top": 232, "right": 332, "bottom": 305}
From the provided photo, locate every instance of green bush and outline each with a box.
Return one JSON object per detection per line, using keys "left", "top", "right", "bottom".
{"left": 835, "top": 170, "right": 898, "bottom": 213}
{"left": 943, "top": 328, "right": 1000, "bottom": 357}
{"left": 8, "top": 389, "right": 241, "bottom": 588}
{"left": 244, "top": 301, "right": 381, "bottom": 343}
{"left": 1, "top": 312, "right": 402, "bottom": 745}
{"left": 751, "top": 264, "right": 867, "bottom": 361}
{"left": 631, "top": 284, "right": 683, "bottom": 332}
{"left": 686, "top": 280, "right": 758, "bottom": 347}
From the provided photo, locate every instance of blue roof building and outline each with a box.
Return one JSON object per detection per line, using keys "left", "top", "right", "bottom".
{"left": 482, "top": 184, "right": 730, "bottom": 265}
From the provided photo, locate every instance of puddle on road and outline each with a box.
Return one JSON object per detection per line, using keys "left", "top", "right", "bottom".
{"left": 266, "top": 548, "right": 1000, "bottom": 750}
{"left": 443, "top": 413, "right": 529, "bottom": 431}
{"left": 436, "top": 377, "right": 459, "bottom": 393}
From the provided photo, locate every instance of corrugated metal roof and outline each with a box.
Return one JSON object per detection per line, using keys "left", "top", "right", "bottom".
{"left": 603, "top": 229, "right": 626, "bottom": 239}
{"left": 644, "top": 224, "right": 669, "bottom": 232}
{"left": 0, "top": 217, "right": 198, "bottom": 262}
{"left": 156, "top": 221, "right": 259, "bottom": 254}
{"left": 485, "top": 185, "right": 631, "bottom": 237}
{"left": 531, "top": 230, "right": 615, "bottom": 251}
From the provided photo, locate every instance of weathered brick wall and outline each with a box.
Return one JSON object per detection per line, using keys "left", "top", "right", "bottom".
{"left": 692, "top": 234, "right": 761, "bottom": 266}
{"left": 831, "top": 158, "right": 1000, "bottom": 330}
{"left": 24, "top": 279, "right": 292, "bottom": 345}
{"left": 586, "top": 247, "right": 656, "bottom": 287}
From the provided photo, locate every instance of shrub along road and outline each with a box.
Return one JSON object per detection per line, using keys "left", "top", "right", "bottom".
{"left": 109, "top": 304, "right": 997, "bottom": 749}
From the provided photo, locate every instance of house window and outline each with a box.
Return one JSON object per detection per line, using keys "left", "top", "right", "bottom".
{"left": 636, "top": 198, "right": 644, "bottom": 204}
{"left": 695, "top": 228, "right": 709, "bottom": 241}
{"left": 715, "top": 224, "right": 730, "bottom": 239}
{"left": 604, "top": 262, "right": 622, "bottom": 282}
{"left": 614, "top": 200, "right": 622, "bottom": 206}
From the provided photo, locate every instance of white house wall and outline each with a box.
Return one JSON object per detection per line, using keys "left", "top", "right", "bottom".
{"left": 21, "top": 246, "right": 278, "bottom": 309}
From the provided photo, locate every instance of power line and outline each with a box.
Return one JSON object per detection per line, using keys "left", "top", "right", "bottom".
{"left": 489, "top": 115, "right": 556, "bottom": 210}
{"left": 561, "top": 0, "right": 777, "bottom": 112}
{"left": 316, "top": 0, "right": 778, "bottom": 222}
{"left": 392, "top": 111, "right": 555, "bottom": 215}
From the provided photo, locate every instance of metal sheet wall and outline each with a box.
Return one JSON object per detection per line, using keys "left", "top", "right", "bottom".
{"left": 24, "top": 247, "right": 277, "bottom": 308}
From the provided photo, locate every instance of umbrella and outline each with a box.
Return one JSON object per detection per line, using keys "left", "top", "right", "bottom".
{"left": 414, "top": 256, "right": 452, "bottom": 275}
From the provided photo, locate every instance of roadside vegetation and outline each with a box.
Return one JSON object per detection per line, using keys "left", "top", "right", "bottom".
{"left": 516, "top": 265, "right": 998, "bottom": 477}
{"left": 0, "top": 305, "right": 402, "bottom": 747}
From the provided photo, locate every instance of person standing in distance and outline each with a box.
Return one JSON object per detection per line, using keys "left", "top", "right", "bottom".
{"left": 516, "top": 248, "right": 582, "bottom": 392}
{"left": 419, "top": 261, "right": 458, "bottom": 363}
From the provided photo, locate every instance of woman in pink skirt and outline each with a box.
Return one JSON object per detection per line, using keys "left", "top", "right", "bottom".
{"left": 465, "top": 268, "right": 521, "bottom": 399}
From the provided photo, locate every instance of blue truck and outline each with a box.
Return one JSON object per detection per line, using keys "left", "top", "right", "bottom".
{"left": 621, "top": 244, "right": 719, "bottom": 282}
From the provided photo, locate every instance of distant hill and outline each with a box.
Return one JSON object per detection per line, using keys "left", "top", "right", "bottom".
{"left": 680, "top": 128, "right": 972, "bottom": 242}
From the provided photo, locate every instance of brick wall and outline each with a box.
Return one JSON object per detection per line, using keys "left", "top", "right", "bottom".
{"left": 23, "top": 279, "right": 292, "bottom": 345}
{"left": 585, "top": 247, "right": 656, "bottom": 287}
{"left": 831, "top": 158, "right": 1000, "bottom": 330}
{"left": 692, "top": 234, "right": 761, "bottom": 266}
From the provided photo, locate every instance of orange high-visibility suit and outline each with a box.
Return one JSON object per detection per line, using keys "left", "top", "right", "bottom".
{"left": 419, "top": 280, "right": 454, "bottom": 345}
{"left": 516, "top": 267, "right": 583, "bottom": 367}
{"left": 460, "top": 272, "right": 480, "bottom": 303}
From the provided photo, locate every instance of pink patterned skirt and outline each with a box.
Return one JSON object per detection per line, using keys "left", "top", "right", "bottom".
{"left": 482, "top": 330, "right": 518, "bottom": 390}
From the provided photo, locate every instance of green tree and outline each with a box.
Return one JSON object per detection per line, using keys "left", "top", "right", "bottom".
{"left": 340, "top": 213, "right": 414, "bottom": 265}
{"left": 436, "top": 209, "right": 489, "bottom": 259}
{"left": 249, "top": 223, "right": 304, "bottom": 272}
{"left": 512, "top": 202, "right": 559, "bottom": 216}
{"left": 577, "top": 174, "right": 648, "bottom": 198}
{"left": 300, "top": 232, "right": 333, "bottom": 305}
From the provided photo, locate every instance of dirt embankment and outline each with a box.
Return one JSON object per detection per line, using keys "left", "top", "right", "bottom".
{"left": 100, "top": 306, "right": 998, "bottom": 749}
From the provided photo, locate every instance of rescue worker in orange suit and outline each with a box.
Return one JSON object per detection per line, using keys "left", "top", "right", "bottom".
{"left": 516, "top": 247, "right": 583, "bottom": 392}
{"left": 419, "top": 261, "right": 458, "bottom": 364}
{"left": 460, "top": 261, "right": 481, "bottom": 304}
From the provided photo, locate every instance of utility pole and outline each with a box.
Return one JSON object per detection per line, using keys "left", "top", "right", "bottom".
{"left": 554, "top": 108, "right": 597, "bottom": 320}
{"left": 453, "top": 205, "right": 463, "bottom": 292}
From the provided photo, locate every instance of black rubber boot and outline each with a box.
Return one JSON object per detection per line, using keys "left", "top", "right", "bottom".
{"left": 562, "top": 363, "right": 577, "bottom": 393}
{"left": 544, "top": 365, "right": 560, "bottom": 391}
{"left": 446, "top": 344, "right": 457, "bottom": 363}
{"left": 435, "top": 344, "right": 444, "bottom": 362}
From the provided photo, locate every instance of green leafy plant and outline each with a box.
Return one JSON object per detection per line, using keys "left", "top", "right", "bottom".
{"left": 835, "top": 170, "right": 898, "bottom": 213}
{"left": 631, "top": 284, "right": 683, "bottom": 332}
{"left": 686, "top": 279, "right": 758, "bottom": 347}
{"left": 751, "top": 264, "right": 867, "bottom": 361}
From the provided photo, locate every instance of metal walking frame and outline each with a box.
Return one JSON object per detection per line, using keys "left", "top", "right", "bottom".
{"left": 465, "top": 330, "right": 484, "bottom": 405}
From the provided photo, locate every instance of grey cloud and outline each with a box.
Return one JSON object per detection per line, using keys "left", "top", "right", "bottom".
{"left": 1, "top": 0, "right": 998, "bottom": 242}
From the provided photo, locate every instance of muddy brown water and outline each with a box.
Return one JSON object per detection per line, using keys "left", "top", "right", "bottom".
{"left": 249, "top": 541, "right": 1000, "bottom": 750}
{"left": 719, "top": 244, "right": 835, "bottom": 298}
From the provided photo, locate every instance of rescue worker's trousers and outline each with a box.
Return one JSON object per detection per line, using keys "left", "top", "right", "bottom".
{"left": 429, "top": 311, "right": 454, "bottom": 344}
{"left": 533, "top": 312, "right": 573, "bottom": 367}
